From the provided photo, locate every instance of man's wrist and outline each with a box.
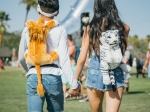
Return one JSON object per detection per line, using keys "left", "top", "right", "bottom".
{"left": 70, "top": 78, "right": 79, "bottom": 89}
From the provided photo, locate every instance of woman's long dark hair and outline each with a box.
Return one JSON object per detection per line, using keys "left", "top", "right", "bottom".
{"left": 89, "top": 0, "right": 127, "bottom": 57}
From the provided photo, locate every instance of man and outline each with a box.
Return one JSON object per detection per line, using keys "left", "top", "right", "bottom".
{"left": 123, "top": 48, "right": 132, "bottom": 94}
{"left": 18, "top": 0, "right": 80, "bottom": 111}
{"left": 67, "top": 35, "right": 77, "bottom": 66}
{"left": 136, "top": 54, "right": 145, "bottom": 78}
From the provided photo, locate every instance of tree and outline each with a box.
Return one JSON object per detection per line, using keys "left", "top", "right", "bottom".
{"left": 19, "top": 0, "right": 37, "bottom": 24}
{"left": 129, "top": 35, "right": 148, "bottom": 54}
{"left": 1, "top": 32, "right": 21, "bottom": 51}
{"left": 0, "top": 11, "right": 10, "bottom": 46}
{"left": 147, "top": 35, "right": 150, "bottom": 42}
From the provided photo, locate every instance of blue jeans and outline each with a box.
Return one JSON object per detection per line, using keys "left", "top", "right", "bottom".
{"left": 148, "top": 65, "right": 150, "bottom": 78}
{"left": 26, "top": 74, "right": 64, "bottom": 112}
{"left": 86, "top": 56, "right": 124, "bottom": 91}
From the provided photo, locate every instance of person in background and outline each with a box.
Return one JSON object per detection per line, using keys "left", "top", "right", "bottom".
{"left": 18, "top": 0, "right": 80, "bottom": 111}
{"left": 75, "top": 0, "right": 130, "bottom": 111}
{"left": 61, "top": 34, "right": 88, "bottom": 102}
{"left": 0, "top": 58, "right": 4, "bottom": 74}
{"left": 123, "top": 48, "right": 131, "bottom": 95}
{"left": 142, "top": 43, "right": 150, "bottom": 78}
{"left": 136, "top": 54, "right": 145, "bottom": 78}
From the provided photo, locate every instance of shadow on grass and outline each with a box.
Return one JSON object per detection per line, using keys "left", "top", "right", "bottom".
{"left": 66, "top": 98, "right": 79, "bottom": 101}
{"left": 128, "top": 91, "right": 145, "bottom": 94}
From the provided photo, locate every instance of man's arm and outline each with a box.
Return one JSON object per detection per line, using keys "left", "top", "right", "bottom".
{"left": 18, "top": 27, "right": 28, "bottom": 72}
{"left": 58, "top": 27, "right": 78, "bottom": 89}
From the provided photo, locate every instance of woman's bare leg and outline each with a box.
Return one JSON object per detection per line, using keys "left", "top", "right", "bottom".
{"left": 80, "top": 84, "right": 87, "bottom": 97}
{"left": 87, "top": 87, "right": 104, "bottom": 112}
{"left": 105, "top": 87, "right": 124, "bottom": 112}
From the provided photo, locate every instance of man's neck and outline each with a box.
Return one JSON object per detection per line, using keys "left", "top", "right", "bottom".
{"left": 40, "top": 15, "right": 54, "bottom": 21}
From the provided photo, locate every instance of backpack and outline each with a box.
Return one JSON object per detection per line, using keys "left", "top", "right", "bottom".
{"left": 75, "top": 46, "right": 80, "bottom": 63}
{"left": 128, "top": 54, "right": 133, "bottom": 67}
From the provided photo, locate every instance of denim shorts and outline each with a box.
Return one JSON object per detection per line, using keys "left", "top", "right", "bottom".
{"left": 86, "top": 55, "right": 124, "bottom": 91}
{"left": 148, "top": 65, "right": 150, "bottom": 78}
{"left": 26, "top": 74, "right": 63, "bottom": 112}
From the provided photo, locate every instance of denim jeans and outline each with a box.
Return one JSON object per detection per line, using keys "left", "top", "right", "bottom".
{"left": 148, "top": 65, "right": 150, "bottom": 78}
{"left": 26, "top": 74, "right": 64, "bottom": 112}
{"left": 86, "top": 55, "right": 124, "bottom": 91}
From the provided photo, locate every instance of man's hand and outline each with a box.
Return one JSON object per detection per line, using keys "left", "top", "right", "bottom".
{"left": 68, "top": 84, "right": 81, "bottom": 97}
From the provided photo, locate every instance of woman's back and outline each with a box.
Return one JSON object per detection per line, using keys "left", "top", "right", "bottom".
{"left": 76, "top": 0, "right": 130, "bottom": 112}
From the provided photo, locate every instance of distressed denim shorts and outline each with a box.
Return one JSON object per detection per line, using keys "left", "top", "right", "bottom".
{"left": 86, "top": 55, "right": 124, "bottom": 91}
{"left": 148, "top": 65, "right": 150, "bottom": 78}
{"left": 26, "top": 74, "right": 63, "bottom": 112}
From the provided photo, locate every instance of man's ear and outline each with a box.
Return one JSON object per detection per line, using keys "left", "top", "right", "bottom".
{"left": 55, "top": 11, "right": 59, "bottom": 16}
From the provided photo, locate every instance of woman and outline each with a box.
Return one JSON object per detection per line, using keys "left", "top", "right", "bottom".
{"left": 142, "top": 43, "right": 150, "bottom": 78}
{"left": 75, "top": 0, "right": 130, "bottom": 112}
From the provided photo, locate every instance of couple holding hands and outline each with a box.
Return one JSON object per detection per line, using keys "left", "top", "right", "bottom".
{"left": 19, "top": 0, "right": 130, "bottom": 112}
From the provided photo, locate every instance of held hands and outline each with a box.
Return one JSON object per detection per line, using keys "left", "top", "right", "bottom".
{"left": 68, "top": 84, "right": 81, "bottom": 97}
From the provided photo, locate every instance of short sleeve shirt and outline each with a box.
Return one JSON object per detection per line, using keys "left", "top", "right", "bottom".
{"left": 123, "top": 50, "right": 130, "bottom": 64}
{"left": 124, "top": 50, "right": 130, "bottom": 59}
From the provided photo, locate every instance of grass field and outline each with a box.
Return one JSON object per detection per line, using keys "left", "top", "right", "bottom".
{"left": 0, "top": 67, "right": 150, "bottom": 112}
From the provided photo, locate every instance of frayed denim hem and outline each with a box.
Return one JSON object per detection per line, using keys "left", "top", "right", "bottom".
{"left": 86, "top": 85, "right": 105, "bottom": 92}
{"left": 104, "top": 85, "right": 124, "bottom": 92}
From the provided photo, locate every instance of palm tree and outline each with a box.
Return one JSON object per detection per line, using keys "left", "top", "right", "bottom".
{"left": 147, "top": 35, "right": 150, "bottom": 42}
{"left": 19, "top": 0, "right": 37, "bottom": 24}
{"left": 0, "top": 11, "right": 10, "bottom": 46}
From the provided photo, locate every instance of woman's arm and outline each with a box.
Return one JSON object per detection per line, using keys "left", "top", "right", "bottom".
{"left": 123, "top": 24, "right": 130, "bottom": 64}
{"left": 75, "top": 26, "right": 90, "bottom": 80}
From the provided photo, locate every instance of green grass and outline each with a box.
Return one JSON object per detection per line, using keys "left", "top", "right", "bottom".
{"left": 0, "top": 67, "right": 150, "bottom": 112}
